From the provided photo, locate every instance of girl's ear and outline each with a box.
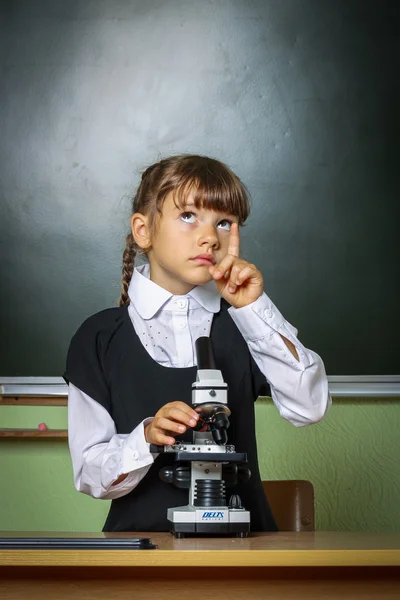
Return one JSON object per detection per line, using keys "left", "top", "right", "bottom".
{"left": 131, "top": 213, "right": 151, "bottom": 250}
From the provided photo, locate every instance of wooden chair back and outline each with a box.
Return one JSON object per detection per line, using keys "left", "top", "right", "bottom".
{"left": 262, "top": 480, "right": 315, "bottom": 531}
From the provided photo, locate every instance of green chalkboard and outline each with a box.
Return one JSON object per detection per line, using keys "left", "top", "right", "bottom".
{"left": 0, "top": 0, "right": 398, "bottom": 376}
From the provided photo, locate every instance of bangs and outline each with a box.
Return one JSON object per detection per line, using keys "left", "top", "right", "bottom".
{"left": 154, "top": 156, "right": 250, "bottom": 225}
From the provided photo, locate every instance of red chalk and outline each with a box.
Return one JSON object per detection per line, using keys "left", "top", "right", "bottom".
{"left": 38, "top": 423, "right": 48, "bottom": 431}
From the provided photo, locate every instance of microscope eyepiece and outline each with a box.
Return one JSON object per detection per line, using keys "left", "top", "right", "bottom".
{"left": 195, "top": 336, "right": 216, "bottom": 369}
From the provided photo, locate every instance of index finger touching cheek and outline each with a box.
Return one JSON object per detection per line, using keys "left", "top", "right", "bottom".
{"left": 228, "top": 222, "right": 240, "bottom": 257}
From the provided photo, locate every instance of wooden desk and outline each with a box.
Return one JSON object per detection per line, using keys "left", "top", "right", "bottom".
{"left": 1, "top": 531, "right": 399, "bottom": 599}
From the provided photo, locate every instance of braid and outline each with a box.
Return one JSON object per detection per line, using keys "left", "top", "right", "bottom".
{"left": 118, "top": 232, "right": 136, "bottom": 306}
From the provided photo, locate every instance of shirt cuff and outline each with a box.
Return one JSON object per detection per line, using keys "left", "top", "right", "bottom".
{"left": 228, "top": 293, "right": 309, "bottom": 369}
{"left": 228, "top": 292, "right": 290, "bottom": 341}
{"left": 120, "top": 418, "right": 156, "bottom": 474}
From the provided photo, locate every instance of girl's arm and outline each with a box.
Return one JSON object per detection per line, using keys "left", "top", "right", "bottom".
{"left": 68, "top": 383, "right": 156, "bottom": 499}
{"left": 68, "top": 386, "right": 200, "bottom": 498}
{"left": 228, "top": 293, "right": 331, "bottom": 426}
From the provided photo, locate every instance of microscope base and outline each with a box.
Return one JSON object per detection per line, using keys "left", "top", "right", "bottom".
{"left": 170, "top": 522, "right": 250, "bottom": 538}
{"left": 167, "top": 506, "right": 250, "bottom": 538}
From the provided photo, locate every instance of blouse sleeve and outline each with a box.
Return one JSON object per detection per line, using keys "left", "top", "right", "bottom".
{"left": 67, "top": 383, "right": 155, "bottom": 499}
{"left": 229, "top": 293, "right": 331, "bottom": 425}
{"left": 64, "top": 312, "right": 157, "bottom": 499}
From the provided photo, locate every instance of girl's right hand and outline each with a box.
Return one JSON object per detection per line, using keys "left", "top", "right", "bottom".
{"left": 144, "top": 401, "right": 200, "bottom": 445}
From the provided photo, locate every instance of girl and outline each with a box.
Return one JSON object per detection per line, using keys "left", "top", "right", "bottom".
{"left": 65, "top": 154, "right": 330, "bottom": 532}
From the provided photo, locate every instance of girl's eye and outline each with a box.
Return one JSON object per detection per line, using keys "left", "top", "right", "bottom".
{"left": 180, "top": 212, "right": 197, "bottom": 224}
{"left": 217, "top": 219, "right": 232, "bottom": 231}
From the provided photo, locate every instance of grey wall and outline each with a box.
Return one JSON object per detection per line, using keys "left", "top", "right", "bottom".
{"left": 0, "top": 0, "right": 398, "bottom": 376}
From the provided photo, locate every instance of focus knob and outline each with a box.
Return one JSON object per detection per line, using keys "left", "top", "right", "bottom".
{"left": 229, "top": 494, "right": 243, "bottom": 509}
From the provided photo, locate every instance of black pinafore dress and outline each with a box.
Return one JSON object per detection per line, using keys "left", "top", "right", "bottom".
{"left": 64, "top": 300, "right": 278, "bottom": 532}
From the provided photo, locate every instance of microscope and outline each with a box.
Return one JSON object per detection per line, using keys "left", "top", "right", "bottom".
{"left": 150, "top": 337, "right": 251, "bottom": 538}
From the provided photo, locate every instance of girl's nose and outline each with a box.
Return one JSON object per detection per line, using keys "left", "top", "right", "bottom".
{"left": 198, "top": 223, "right": 219, "bottom": 249}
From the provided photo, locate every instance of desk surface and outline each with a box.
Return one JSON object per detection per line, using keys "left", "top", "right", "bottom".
{"left": 1, "top": 531, "right": 400, "bottom": 568}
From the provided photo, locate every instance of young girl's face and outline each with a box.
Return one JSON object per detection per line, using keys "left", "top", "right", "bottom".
{"left": 145, "top": 192, "right": 239, "bottom": 295}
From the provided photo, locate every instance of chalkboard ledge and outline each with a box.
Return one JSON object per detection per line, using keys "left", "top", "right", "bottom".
{"left": 1, "top": 376, "right": 400, "bottom": 398}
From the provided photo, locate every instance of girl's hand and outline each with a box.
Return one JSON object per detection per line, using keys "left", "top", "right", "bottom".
{"left": 144, "top": 401, "right": 200, "bottom": 445}
{"left": 209, "top": 223, "right": 263, "bottom": 308}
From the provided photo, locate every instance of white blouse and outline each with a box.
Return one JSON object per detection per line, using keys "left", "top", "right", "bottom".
{"left": 68, "top": 264, "right": 331, "bottom": 499}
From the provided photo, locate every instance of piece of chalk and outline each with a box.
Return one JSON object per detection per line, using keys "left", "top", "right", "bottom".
{"left": 38, "top": 423, "right": 48, "bottom": 431}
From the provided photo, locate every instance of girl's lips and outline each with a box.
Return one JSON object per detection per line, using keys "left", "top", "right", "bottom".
{"left": 191, "top": 254, "right": 216, "bottom": 265}
{"left": 191, "top": 257, "right": 215, "bottom": 266}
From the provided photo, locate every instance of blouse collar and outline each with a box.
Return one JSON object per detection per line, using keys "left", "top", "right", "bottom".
{"left": 128, "top": 263, "right": 221, "bottom": 319}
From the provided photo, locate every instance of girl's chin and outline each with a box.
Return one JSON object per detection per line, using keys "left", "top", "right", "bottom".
{"left": 186, "top": 269, "right": 213, "bottom": 284}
